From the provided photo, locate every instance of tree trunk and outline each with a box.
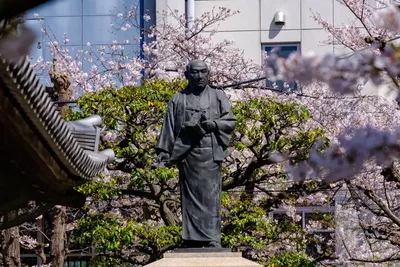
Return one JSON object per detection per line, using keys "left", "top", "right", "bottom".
{"left": 0, "top": 211, "right": 20, "bottom": 267}
{"left": 158, "top": 194, "right": 180, "bottom": 226}
{"left": 50, "top": 206, "right": 67, "bottom": 267}
{"left": 49, "top": 52, "right": 72, "bottom": 117}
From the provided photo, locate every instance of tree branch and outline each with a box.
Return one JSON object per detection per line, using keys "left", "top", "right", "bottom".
{"left": 354, "top": 184, "right": 400, "bottom": 228}
{"left": 119, "top": 189, "right": 156, "bottom": 200}
{"left": 223, "top": 157, "right": 274, "bottom": 190}
{"left": 341, "top": 0, "right": 372, "bottom": 37}
{"left": 349, "top": 254, "right": 400, "bottom": 263}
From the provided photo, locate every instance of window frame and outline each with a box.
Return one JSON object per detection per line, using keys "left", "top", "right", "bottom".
{"left": 261, "top": 43, "right": 301, "bottom": 91}
{"left": 270, "top": 205, "right": 336, "bottom": 263}
{"left": 270, "top": 205, "right": 334, "bottom": 231}
{"left": 261, "top": 43, "right": 301, "bottom": 57}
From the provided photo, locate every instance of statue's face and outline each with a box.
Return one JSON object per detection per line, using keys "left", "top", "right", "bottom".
{"left": 186, "top": 61, "right": 209, "bottom": 90}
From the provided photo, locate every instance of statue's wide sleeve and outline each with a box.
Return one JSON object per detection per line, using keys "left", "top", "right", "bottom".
{"left": 214, "top": 91, "right": 236, "bottom": 148}
{"left": 156, "top": 98, "right": 176, "bottom": 156}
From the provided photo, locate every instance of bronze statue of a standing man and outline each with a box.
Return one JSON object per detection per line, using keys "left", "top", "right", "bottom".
{"left": 156, "top": 60, "right": 236, "bottom": 248}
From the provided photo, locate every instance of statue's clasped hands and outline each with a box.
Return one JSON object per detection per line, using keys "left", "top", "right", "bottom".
{"left": 201, "top": 120, "right": 217, "bottom": 133}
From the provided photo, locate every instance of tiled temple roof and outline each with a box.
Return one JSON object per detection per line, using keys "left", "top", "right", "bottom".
{"left": 0, "top": 51, "right": 114, "bottom": 218}
{"left": 1, "top": 56, "right": 114, "bottom": 179}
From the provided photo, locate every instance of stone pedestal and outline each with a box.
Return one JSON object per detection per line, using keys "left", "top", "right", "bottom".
{"left": 144, "top": 249, "right": 262, "bottom": 267}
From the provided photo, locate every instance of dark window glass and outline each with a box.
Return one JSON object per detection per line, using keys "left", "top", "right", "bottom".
{"left": 264, "top": 45, "right": 299, "bottom": 58}
{"left": 264, "top": 44, "right": 299, "bottom": 92}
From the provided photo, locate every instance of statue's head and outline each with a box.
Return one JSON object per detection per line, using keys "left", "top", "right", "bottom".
{"left": 184, "top": 60, "right": 209, "bottom": 90}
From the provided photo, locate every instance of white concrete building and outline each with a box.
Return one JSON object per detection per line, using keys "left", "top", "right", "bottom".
{"left": 155, "top": 0, "right": 396, "bottom": 97}
{"left": 156, "top": 0, "right": 366, "bottom": 65}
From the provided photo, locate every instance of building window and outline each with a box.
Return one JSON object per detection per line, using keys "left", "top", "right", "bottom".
{"left": 262, "top": 43, "right": 300, "bottom": 92}
{"left": 24, "top": 0, "right": 156, "bottom": 88}
{"left": 271, "top": 206, "right": 335, "bottom": 261}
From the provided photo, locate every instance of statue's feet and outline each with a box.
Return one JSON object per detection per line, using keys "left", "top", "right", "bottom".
{"left": 206, "top": 241, "right": 222, "bottom": 248}
{"left": 182, "top": 240, "right": 223, "bottom": 248}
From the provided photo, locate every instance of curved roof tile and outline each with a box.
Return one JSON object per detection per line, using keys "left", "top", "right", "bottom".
{"left": 0, "top": 55, "right": 112, "bottom": 180}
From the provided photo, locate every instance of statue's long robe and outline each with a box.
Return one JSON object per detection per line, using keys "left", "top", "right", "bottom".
{"left": 156, "top": 86, "right": 236, "bottom": 243}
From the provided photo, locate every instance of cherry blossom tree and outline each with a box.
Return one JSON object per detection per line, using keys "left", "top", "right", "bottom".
{"left": 263, "top": 1, "right": 400, "bottom": 265}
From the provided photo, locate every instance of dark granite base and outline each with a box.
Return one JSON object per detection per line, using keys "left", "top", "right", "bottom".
{"left": 174, "top": 248, "right": 233, "bottom": 253}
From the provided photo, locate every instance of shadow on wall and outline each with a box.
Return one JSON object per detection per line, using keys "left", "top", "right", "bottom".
{"left": 268, "top": 14, "right": 284, "bottom": 39}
